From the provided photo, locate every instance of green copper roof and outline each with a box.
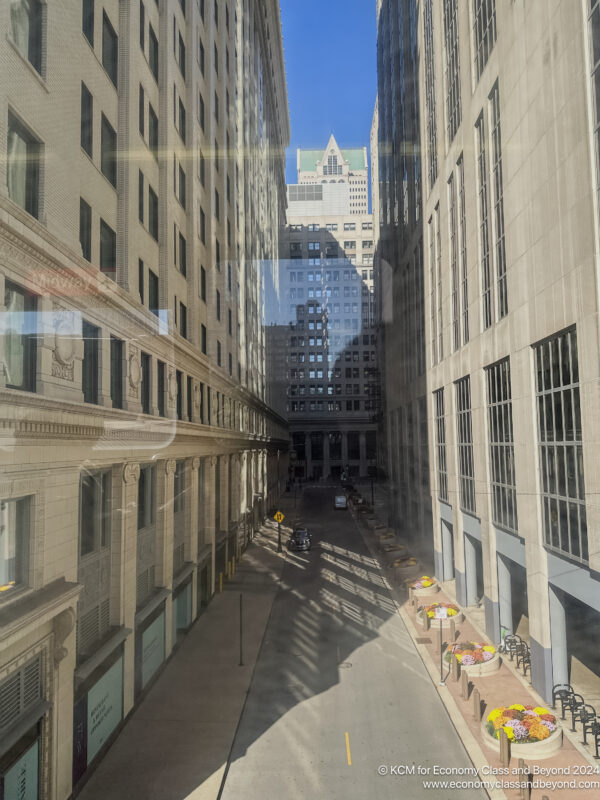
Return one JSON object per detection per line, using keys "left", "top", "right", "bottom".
{"left": 298, "top": 147, "right": 366, "bottom": 172}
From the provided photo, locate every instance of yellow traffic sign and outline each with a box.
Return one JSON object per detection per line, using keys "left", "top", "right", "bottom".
{"left": 274, "top": 511, "right": 285, "bottom": 523}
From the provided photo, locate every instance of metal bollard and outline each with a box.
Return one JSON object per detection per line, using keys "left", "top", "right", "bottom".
{"left": 473, "top": 687, "right": 481, "bottom": 721}
{"left": 499, "top": 728, "right": 511, "bottom": 767}
{"left": 451, "top": 654, "right": 459, "bottom": 682}
{"left": 461, "top": 669, "right": 469, "bottom": 699}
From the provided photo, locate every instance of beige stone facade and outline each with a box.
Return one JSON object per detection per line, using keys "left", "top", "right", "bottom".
{"left": 416, "top": 0, "right": 600, "bottom": 703}
{"left": 0, "top": 1, "right": 289, "bottom": 797}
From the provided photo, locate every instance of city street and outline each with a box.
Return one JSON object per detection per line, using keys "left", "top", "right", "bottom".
{"left": 219, "top": 487, "right": 486, "bottom": 799}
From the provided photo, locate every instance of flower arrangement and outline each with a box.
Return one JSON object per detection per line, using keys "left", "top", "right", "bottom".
{"left": 486, "top": 705, "right": 558, "bottom": 743}
{"left": 411, "top": 575, "right": 435, "bottom": 590}
{"left": 445, "top": 641, "right": 496, "bottom": 664}
{"left": 424, "top": 602, "right": 459, "bottom": 619}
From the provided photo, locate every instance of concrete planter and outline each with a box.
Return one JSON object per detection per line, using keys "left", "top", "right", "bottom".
{"left": 481, "top": 720, "right": 563, "bottom": 759}
{"left": 456, "top": 651, "right": 501, "bottom": 676}
{"left": 411, "top": 582, "right": 440, "bottom": 597}
{"left": 416, "top": 608, "right": 464, "bottom": 628}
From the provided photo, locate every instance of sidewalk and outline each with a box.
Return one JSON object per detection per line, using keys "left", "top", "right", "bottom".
{"left": 77, "top": 496, "right": 299, "bottom": 800}
{"left": 355, "top": 507, "right": 600, "bottom": 800}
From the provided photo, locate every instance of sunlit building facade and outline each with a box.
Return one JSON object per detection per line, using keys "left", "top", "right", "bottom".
{"left": 279, "top": 187, "right": 379, "bottom": 479}
{"left": 0, "top": 1, "right": 289, "bottom": 796}
{"left": 376, "top": 0, "right": 431, "bottom": 562}
{"left": 418, "top": 0, "right": 600, "bottom": 703}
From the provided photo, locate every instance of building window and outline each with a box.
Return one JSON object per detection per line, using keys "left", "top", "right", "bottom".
{"left": 216, "top": 289, "right": 221, "bottom": 320}
{"left": 448, "top": 173, "right": 459, "bottom": 351}
{"left": 149, "top": 103, "right": 158, "bottom": 155}
{"left": 178, "top": 97, "right": 186, "bottom": 142}
{"left": 102, "top": 11, "right": 118, "bottom": 87}
{"left": 199, "top": 93, "right": 205, "bottom": 130}
{"left": 178, "top": 232, "right": 186, "bottom": 275}
{"left": 187, "top": 376, "right": 193, "bottom": 421}
{"left": 457, "top": 155, "right": 469, "bottom": 344}
{"left": 100, "top": 114, "right": 117, "bottom": 187}
{"left": 490, "top": 84, "right": 507, "bottom": 319}
{"left": 473, "top": 0, "right": 496, "bottom": 80}
{"left": 176, "top": 370, "right": 183, "bottom": 420}
{"left": 178, "top": 32, "right": 186, "bottom": 78}
{"left": 217, "top": 340, "right": 222, "bottom": 367}
{"left": 110, "top": 336, "right": 123, "bottom": 409}
{"left": 157, "top": 360, "right": 166, "bottom": 416}
{"left": 535, "top": 328, "right": 587, "bottom": 562}
{"left": 81, "top": 83, "right": 93, "bottom": 156}
{"left": 0, "top": 496, "right": 31, "bottom": 595}
{"left": 442, "top": 0, "right": 461, "bottom": 145}
{"left": 80, "top": 198, "right": 92, "bottom": 261}
{"left": 149, "top": 24, "right": 159, "bottom": 81}
{"left": 475, "top": 113, "right": 492, "bottom": 329}
{"left": 99, "top": 219, "right": 116, "bottom": 278}
{"left": 138, "top": 170, "right": 144, "bottom": 223}
{"left": 434, "top": 389, "right": 448, "bottom": 502}
{"left": 198, "top": 37, "right": 205, "bottom": 74}
{"left": 149, "top": 270, "right": 159, "bottom": 316}
{"left": 138, "top": 259, "right": 144, "bottom": 303}
{"left": 138, "top": 84, "right": 145, "bottom": 136}
{"left": 4, "top": 281, "right": 37, "bottom": 393}
{"left": 486, "top": 358, "right": 517, "bottom": 533}
{"left": 78, "top": 470, "right": 112, "bottom": 657}
{"left": 137, "top": 465, "right": 155, "bottom": 531}
{"left": 83, "top": 0, "right": 94, "bottom": 45}
{"left": 11, "top": 0, "right": 43, "bottom": 74}
{"left": 179, "top": 302, "right": 187, "bottom": 338}
{"left": 140, "top": 352, "right": 151, "bottom": 413}
{"left": 456, "top": 376, "right": 476, "bottom": 513}
{"left": 200, "top": 266, "right": 206, "bottom": 301}
{"left": 7, "top": 113, "right": 40, "bottom": 219}
{"left": 82, "top": 320, "right": 99, "bottom": 404}
{"left": 201, "top": 324, "right": 207, "bottom": 355}
{"left": 424, "top": 0, "right": 438, "bottom": 188}
{"left": 148, "top": 185, "right": 158, "bottom": 239}
{"left": 178, "top": 164, "right": 186, "bottom": 208}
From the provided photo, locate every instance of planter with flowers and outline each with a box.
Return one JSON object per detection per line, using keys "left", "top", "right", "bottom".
{"left": 445, "top": 641, "right": 500, "bottom": 676}
{"left": 409, "top": 575, "right": 440, "bottom": 597}
{"left": 481, "top": 705, "right": 562, "bottom": 758}
{"left": 416, "top": 602, "right": 464, "bottom": 628}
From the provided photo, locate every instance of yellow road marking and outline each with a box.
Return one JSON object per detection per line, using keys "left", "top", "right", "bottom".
{"left": 345, "top": 731, "right": 352, "bottom": 766}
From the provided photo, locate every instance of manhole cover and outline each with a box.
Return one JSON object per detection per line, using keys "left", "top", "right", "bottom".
{"left": 415, "top": 637, "right": 431, "bottom": 644}
{"left": 340, "top": 662, "right": 352, "bottom": 669}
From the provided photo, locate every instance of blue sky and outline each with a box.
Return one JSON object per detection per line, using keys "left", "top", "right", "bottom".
{"left": 279, "top": 0, "right": 377, "bottom": 185}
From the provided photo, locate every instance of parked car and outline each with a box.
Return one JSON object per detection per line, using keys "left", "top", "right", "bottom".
{"left": 288, "top": 528, "right": 311, "bottom": 552}
{"left": 293, "top": 526, "right": 311, "bottom": 540}
{"left": 334, "top": 495, "right": 348, "bottom": 510}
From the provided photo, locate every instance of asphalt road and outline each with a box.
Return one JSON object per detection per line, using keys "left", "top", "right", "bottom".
{"left": 219, "top": 487, "right": 487, "bottom": 800}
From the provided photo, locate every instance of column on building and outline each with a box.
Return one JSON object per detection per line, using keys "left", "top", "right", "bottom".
{"left": 323, "top": 433, "right": 330, "bottom": 480}
{"left": 341, "top": 431, "right": 348, "bottom": 470}
{"left": 359, "top": 431, "right": 367, "bottom": 477}
{"left": 204, "top": 456, "right": 217, "bottom": 593}
{"left": 305, "top": 433, "right": 312, "bottom": 480}
{"left": 119, "top": 462, "right": 141, "bottom": 715}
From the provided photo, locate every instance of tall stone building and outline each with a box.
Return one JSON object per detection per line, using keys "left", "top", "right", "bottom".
{"left": 410, "top": 0, "right": 600, "bottom": 704}
{"left": 296, "top": 134, "right": 369, "bottom": 215}
{"left": 376, "top": 0, "right": 431, "bottom": 561}
{"left": 278, "top": 144, "right": 379, "bottom": 481}
{"left": 0, "top": 1, "right": 289, "bottom": 797}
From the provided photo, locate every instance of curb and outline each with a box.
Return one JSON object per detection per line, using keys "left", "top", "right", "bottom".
{"left": 351, "top": 509, "right": 503, "bottom": 800}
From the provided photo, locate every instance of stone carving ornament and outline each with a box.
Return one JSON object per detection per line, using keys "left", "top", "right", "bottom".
{"left": 53, "top": 607, "right": 76, "bottom": 667}
{"left": 123, "top": 462, "right": 141, "bottom": 484}
{"left": 51, "top": 309, "right": 76, "bottom": 380}
{"left": 168, "top": 369, "right": 177, "bottom": 401}
{"left": 128, "top": 349, "right": 141, "bottom": 389}
{"left": 165, "top": 459, "right": 176, "bottom": 475}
